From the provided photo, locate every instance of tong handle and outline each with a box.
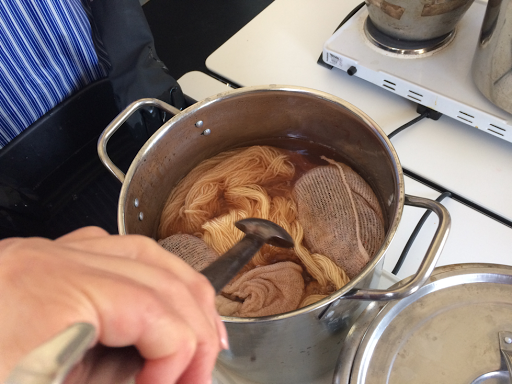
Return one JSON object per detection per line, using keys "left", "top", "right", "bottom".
{"left": 5, "top": 323, "right": 142, "bottom": 384}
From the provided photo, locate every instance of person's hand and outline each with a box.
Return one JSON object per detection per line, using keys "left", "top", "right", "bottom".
{"left": 0, "top": 226, "right": 227, "bottom": 384}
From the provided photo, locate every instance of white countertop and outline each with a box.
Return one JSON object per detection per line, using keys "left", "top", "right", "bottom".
{"left": 204, "top": 0, "right": 512, "bottom": 223}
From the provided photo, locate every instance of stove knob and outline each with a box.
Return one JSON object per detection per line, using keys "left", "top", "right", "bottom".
{"left": 347, "top": 66, "right": 357, "bottom": 76}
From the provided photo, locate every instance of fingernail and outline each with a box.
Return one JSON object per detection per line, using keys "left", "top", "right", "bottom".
{"left": 221, "top": 335, "right": 230, "bottom": 350}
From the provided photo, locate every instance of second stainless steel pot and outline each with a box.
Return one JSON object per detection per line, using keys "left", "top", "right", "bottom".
{"left": 98, "top": 85, "right": 450, "bottom": 383}
{"left": 472, "top": 0, "right": 512, "bottom": 114}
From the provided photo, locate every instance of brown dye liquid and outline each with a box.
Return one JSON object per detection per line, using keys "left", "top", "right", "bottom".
{"left": 251, "top": 137, "right": 356, "bottom": 169}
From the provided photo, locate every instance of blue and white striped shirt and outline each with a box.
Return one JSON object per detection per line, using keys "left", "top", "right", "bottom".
{"left": 0, "top": 0, "right": 109, "bottom": 148}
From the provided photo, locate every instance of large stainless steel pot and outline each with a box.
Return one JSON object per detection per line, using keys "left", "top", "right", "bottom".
{"left": 98, "top": 85, "right": 450, "bottom": 383}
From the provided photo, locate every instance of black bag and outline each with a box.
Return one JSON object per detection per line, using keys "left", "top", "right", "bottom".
{"left": 0, "top": 0, "right": 188, "bottom": 238}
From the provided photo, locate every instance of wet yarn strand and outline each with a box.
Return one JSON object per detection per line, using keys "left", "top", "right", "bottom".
{"left": 159, "top": 146, "right": 295, "bottom": 236}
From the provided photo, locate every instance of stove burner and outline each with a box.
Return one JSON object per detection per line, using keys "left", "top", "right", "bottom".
{"left": 363, "top": 17, "right": 455, "bottom": 56}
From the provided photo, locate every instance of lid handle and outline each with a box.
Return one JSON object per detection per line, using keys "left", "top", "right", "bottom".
{"left": 499, "top": 331, "right": 512, "bottom": 381}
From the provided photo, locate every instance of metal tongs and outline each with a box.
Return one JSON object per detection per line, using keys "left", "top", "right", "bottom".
{"left": 5, "top": 218, "right": 293, "bottom": 384}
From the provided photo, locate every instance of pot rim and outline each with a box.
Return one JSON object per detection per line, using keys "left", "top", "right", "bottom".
{"left": 118, "top": 84, "right": 405, "bottom": 322}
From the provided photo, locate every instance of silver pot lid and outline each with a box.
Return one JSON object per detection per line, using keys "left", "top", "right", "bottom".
{"left": 334, "top": 264, "right": 512, "bottom": 384}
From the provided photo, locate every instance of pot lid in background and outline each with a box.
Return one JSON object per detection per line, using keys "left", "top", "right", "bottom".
{"left": 334, "top": 264, "right": 512, "bottom": 384}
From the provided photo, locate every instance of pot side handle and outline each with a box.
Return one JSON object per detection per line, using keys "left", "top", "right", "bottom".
{"left": 343, "top": 194, "right": 451, "bottom": 301}
{"left": 97, "top": 98, "right": 181, "bottom": 183}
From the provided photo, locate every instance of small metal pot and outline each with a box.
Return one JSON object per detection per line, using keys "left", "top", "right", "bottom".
{"left": 98, "top": 85, "right": 450, "bottom": 383}
{"left": 365, "top": 0, "right": 475, "bottom": 41}
{"left": 334, "top": 263, "right": 512, "bottom": 384}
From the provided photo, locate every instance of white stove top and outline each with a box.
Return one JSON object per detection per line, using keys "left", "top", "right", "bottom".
{"left": 323, "top": 0, "right": 512, "bottom": 144}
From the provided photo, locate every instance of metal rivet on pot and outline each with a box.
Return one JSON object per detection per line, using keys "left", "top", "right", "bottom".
{"left": 134, "top": 198, "right": 139, "bottom": 207}
{"left": 195, "top": 120, "right": 204, "bottom": 128}
{"left": 202, "top": 128, "right": 211, "bottom": 136}
{"left": 505, "top": 337, "right": 512, "bottom": 344}
{"left": 138, "top": 212, "right": 144, "bottom": 221}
